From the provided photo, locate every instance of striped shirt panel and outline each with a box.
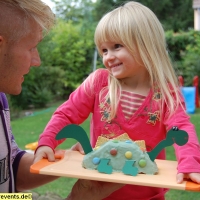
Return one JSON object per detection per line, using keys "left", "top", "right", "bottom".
{"left": 120, "top": 90, "right": 146, "bottom": 119}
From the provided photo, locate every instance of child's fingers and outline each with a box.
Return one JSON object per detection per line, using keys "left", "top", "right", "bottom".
{"left": 188, "top": 173, "right": 200, "bottom": 184}
{"left": 33, "top": 146, "right": 55, "bottom": 163}
{"left": 33, "top": 154, "right": 44, "bottom": 164}
{"left": 176, "top": 173, "right": 184, "bottom": 184}
{"left": 46, "top": 151, "right": 56, "bottom": 162}
{"left": 177, "top": 172, "right": 200, "bottom": 184}
{"left": 71, "top": 142, "right": 85, "bottom": 154}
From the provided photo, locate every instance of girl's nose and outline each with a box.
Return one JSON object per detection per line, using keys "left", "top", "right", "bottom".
{"left": 105, "top": 51, "right": 115, "bottom": 61}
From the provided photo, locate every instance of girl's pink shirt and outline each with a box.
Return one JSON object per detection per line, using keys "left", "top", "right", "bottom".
{"left": 39, "top": 69, "right": 200, "bottom": 200}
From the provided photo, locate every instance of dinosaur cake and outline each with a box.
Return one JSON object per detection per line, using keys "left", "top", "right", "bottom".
{"left": 56, "top": 124, "right": 189, "bottom": 177}
{"left": 82, "top": 136, "right": 158, "bottom": 175}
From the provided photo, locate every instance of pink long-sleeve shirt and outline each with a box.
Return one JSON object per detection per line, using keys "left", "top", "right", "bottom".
{"left": 39, "top": 69, "right": 200, "bottom": 200}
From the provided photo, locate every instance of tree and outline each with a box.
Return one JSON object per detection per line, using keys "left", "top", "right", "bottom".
{"left": 42, "top": 19, "right": 95, "bottom": 95}
{"left": 94, "top": 0, "right": 194, "bottom": 31}
{"left": 52, "top": 0, "right": 96, "bottom": 25}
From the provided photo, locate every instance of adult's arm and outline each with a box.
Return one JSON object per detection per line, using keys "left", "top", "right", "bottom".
{"left": 66, "top": 179, "right": 124, "bottom": 200}
{"left": 16, "top": 152, "right": 58, "bottom": 191}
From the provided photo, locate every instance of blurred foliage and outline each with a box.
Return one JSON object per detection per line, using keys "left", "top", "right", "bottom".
{"left": 49, "top": 20, "right": 94, "bottom": 92}
{"left": 52, "top": 0, "right": 193, "bottom": 31}
{"left": 166, "top": 30, "right": 200, "bottom": 86}
{"left": 9, "top": 66, "right": 65, "bottom": 110}
{"left": 180, "top": 31, "right": 200, "bottom": 86}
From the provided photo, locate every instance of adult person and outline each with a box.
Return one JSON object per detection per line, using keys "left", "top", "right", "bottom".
{"left": 0, "top": 0, "right": 123, "bottom": 198}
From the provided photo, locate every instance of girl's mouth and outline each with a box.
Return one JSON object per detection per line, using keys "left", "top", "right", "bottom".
{"left": 110, "top": 63, "right": 122, "bottom": 68}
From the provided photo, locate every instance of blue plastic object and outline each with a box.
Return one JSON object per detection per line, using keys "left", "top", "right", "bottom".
{"left": 181, "top": 87, "right": 196, "bottom": 114}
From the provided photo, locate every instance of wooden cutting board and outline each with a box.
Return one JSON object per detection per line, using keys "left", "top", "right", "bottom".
{"left": 30, "top": 150, "right": 200, "bottom": 191}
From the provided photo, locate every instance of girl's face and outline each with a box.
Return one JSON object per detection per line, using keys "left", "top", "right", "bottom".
{"left": 100, "top": 42, "right": 148, "bottom": 86}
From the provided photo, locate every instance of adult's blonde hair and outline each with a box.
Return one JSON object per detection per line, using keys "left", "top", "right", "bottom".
{"left": 0, "top": 0, "right": 55, "bottom": 42}
{"left": 94, "top": 1, "right": 182, "bottom": 120}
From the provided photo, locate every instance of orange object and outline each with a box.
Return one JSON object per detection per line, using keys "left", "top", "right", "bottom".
{"left": 25, "top": 141, "right": 38, "bottom": 150}
{"left": 186, "top": 180, "right": 200, "bottom": 191}
{"left": 30, "top": 150, "right": 65, "bottom": 174}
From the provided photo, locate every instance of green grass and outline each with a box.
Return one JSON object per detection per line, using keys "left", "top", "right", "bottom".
{"left": 11, "top": 102, "right": 200, "bottom": 199}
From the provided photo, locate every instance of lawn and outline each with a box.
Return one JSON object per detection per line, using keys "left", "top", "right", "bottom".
{"left": 11, "top": 101, "right": 200, "bottom": 199}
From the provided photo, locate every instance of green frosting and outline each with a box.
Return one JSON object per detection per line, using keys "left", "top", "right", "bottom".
{"left": 83, "top": 140, "right": 158, "bottom": 175}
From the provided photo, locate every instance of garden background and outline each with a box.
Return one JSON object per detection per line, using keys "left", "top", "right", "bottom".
{"left": 8, "top": 0, "right": 200, "bottom": 199}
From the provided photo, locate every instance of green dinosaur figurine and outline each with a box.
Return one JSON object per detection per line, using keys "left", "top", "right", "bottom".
{"left": 56, "top": 124, "right": 188, "bottom": 175}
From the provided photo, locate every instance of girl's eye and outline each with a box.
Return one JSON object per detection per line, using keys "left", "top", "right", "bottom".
{"left": 102, "top": 49, "right": 107, "bottom": 54}
{"left": 114, "top": 44, "right": 123, "bottom": 49}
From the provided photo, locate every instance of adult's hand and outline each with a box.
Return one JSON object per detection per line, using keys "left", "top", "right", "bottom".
{"left": 66, "top": 179, "right": 124, "bottom": 200}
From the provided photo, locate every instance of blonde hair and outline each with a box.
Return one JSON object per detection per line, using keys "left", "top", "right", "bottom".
{"left": 0, "top": 0, "right": 55, "bottom": 42}
{"left": 94, "top": 1, "right": 182, "bottom": 120}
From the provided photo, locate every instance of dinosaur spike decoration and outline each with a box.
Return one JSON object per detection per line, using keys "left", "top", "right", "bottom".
{"left": 56, "top": 124, "right": 188, "bottom": 176}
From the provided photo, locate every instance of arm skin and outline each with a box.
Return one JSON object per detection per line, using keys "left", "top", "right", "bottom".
{"left": 16, "top": 152, "right": 59, "bottom": 191}
{"left": 66, "top": 179, "right": 124, "bottom": 200}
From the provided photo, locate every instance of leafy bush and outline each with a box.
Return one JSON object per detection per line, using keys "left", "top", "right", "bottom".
{"left": 9, "top": 66, "right": 66, "bottom": 109}
{"left": 181, "top": 31, "right": 200, "bottom": 86}
{"left": 38, "top": 19, "right": 95, "bottom": 96}
{"left": 166, "top": 30, "right": 200, "bottom": 86}
{"left": 49, "top": 20, "right": 94, "bottom": 94}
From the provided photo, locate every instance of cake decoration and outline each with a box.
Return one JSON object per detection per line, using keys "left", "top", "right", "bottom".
{"left": 56, "top": 124, "right": 188, "bottom": 176}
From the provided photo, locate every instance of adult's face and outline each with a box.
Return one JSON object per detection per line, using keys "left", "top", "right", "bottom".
{"left": 0, "top": 21, "right": 42, "bottom": 95}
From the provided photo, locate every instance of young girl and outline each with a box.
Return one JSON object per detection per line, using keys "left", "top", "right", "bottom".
{"left": 34, "top": 1, "right": 200, "bottom": 199}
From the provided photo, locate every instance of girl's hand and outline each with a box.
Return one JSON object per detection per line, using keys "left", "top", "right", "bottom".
{"left": 177, "top": 173, "right": 200, "bottom": 184}
{"left": 33, "top": 146, "right": 55, "bottom": 164}
{"left": 71, "top": 142, "right": 85, "bottom": 155}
